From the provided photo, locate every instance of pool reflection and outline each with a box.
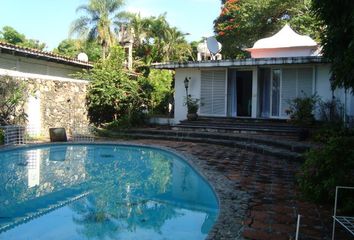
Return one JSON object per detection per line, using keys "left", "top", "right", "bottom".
{"left": 0, "top": 145, "right": 218, "bottom": 240}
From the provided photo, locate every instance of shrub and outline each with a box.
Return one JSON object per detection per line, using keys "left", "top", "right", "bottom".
{"left": 184, "top": 95, "right": 200, "bottom": 114}
{"left": 286, "top": 93, "right": 319, "bottom": 127}
{"left": 147, "top": 69, "right": 174, "bottom": 115}
{"left": 313, "top": 98, "right": 347, "bottom": 143}
{"left": 298, "top": 136, "right": 354, "bottom": 211}
{"left": 0, "top": 128, "right": 4, "bottom": 145}
{"left": 0, "top": 75, "right": 29, "bottom": 125}
{"left": 75, "top": 46, "right": 152, "bottom": 127}
{"left": 318, "top": 97, "right": 344, "bottom": 123}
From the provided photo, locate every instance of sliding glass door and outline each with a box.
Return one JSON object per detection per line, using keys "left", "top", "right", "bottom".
{"left": 271, "top": 69, "right": 281, "bottom": 117}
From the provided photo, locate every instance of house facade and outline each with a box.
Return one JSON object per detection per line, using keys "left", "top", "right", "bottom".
{"left": 0, "top": 42, "right": 93, "bottom": 137}
{"left": 152, "top": 25, "right": 354, "bottom": 124}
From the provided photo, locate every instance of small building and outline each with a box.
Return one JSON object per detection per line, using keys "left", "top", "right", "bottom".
{"left": 0, "top": 41, "right": 93, "bottom": 137}
{"left": 152, "top": 25, "right": 354, "bottom": 124}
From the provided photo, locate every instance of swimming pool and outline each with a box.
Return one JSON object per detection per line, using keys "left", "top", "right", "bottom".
{"left": 0, "top": 144, "right": 219, "bottom": 240}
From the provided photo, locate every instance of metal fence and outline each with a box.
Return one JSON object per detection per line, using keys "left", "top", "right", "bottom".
{"left": 72, "top": 124, "right": 95, "bottom": 143}
{"left": 1, "top": 124, "right": 95, "bottom": 146}
{"left": 1, "top": 125, "right": 27, "bottom": 145}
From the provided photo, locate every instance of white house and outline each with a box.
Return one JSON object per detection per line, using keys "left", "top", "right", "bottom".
{"left": 152, "top": 25, "right": 354, "bottom": 124}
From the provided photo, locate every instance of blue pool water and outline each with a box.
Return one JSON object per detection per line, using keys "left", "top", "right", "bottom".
{"left": 0, "top": 144, "right": 219, "bottom": 240}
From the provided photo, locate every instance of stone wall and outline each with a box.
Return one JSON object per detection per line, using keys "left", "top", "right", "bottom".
{"left": 25, "top": 77, "right": 89, "bottom": 137}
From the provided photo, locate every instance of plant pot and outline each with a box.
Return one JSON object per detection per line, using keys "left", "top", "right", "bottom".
{"left": 298, "top": 128, "right": 310, "bottom": 141}
{"left": 187, "top": 113, "right": 198, "bottom": 121}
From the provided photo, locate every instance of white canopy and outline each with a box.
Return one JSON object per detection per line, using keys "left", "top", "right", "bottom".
{"left": 250, "top": 24, "right": 317, "bottom": 49}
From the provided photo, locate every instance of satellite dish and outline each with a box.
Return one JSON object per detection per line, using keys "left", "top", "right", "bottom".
{"left": 206, "top": 36, "right": 222, "bottom": 55}
{"left": 77, "top": 52, "right": 88, "bottom": 62}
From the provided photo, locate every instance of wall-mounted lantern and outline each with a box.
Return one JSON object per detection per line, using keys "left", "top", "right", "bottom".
{"left": 184, "top": 77, "right": 190, "bottom": 96}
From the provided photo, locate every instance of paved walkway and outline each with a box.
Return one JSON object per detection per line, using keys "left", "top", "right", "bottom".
{"left": 104, "top": 138, "right": 352, "bottom": 240}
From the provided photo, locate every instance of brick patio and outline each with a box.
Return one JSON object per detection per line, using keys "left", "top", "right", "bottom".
{"left": 105, "top": 138, "right": 352, "bottom": 240}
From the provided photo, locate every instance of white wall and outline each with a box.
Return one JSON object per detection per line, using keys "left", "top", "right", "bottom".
{"left": 315, "top": 64, "right": 354, "bottom": 119}
{"left": 315, "top": 64, "right": 332, "bottom": 101}
{"left": 250, "top": 47, "right": 316, "bottom": 58}
{"left": 174, "top": 64, "right": 353, "bottom": 122}
{"left": 174, "top": 68, "right": 201, "bottom": 123}
{"left": 26, "top": 91, "right": 41, "bottom": 137}
{"left": 0, "top": 53, "right": 85, "bottom": 78}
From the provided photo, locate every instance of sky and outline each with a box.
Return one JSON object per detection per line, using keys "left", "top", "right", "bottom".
{"left": 0, "top": 0, "right": 221, "bottom": 51}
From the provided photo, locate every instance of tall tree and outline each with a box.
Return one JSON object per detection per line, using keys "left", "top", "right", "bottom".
{"left": 214, "top": 0, "right": 320, "bottom": 58}
{"left": 70, "top": 0, "right": 124, "bottom": 59}
{"left": 0, "top": 26, "right": 46, "bottom": 50}
{"left": 312, "top": 0, "right": 354, "bottom": 91}
{"left": 124, "top": 13, "right": 192, "bottom": 64}
{"left": 53, "top": 39, "right": 102, "bottom": 62}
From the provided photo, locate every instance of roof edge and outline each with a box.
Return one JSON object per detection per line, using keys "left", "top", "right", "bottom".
{"left": 0, "top": 41, "right": 93, "bottom": 68}
{"left": 151, "top": 56, "right": 329, "bottom": 69}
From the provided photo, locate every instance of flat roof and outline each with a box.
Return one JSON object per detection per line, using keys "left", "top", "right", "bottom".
{"left": 151, "top": 56, "right": 329, "bottom": 69}
{"left": 0, "top": 41, "right": 93, "bottom": 68}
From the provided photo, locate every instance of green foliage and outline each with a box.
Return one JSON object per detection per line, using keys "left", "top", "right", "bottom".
{"left": 53, "top": 39, "right": 102, "bottom": 62}
{"left": 312, "top": 0, "right": 354, "bottom": 91}
{"left": 298, "top": 135, "right": 354, "bottom": 211}
{"left": 120, "top": 13, "right": 192, "bottom": 64}
{"left": 0, "top": 76, "right": 30, "bottom": 125}
{"left": 70, "top": 0, "right": 124, "bottom": 59}
{"left": 312, "top": 98, "right": 346, "bottom": 143}
{"left": 147, "top": 69, "right": 174, "bottom": 115}
{"left": 0, "top": 129, "right": 4, "bottom": 145}
{"left": 286, "top": 93, "right": 319, "bottom": 127}
{"left": 0, "top": 26, "right": 25, "bottom": 44}
{"left": 214, "top": 0, "right": 321, "bottom": 59}
{"left": 0, "top": 26, "right": 46, "bottom": 50}
{"left": 184, "top": 95, "right": 200, "bottom": 114}
{"left": 77, "top": 46, "right": 150, "bottom": 126}
{"left": 318, "top": 98, "right": 344, "bottom": 124}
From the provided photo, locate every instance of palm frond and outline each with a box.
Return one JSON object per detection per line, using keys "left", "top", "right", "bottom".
{"left": 69, "top": 16, "right": 91, "bottom": 38}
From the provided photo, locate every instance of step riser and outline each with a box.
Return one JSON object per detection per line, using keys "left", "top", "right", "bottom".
{"left": 122, "top": 130, "right": 309, "bottom": 153}
{"left": 173, "top": 126, "right": 299, "bottom": 137}
{"left": 113, "top": 133, "right": 303, "bottom": 162}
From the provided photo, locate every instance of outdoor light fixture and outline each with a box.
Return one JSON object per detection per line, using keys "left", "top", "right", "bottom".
{"left": 184, "top": 77, "right": 190, "bottom": 96}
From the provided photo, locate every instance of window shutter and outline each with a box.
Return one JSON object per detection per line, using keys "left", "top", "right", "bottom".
{"left": 281, "top": 69, "right": 297, "bottom": 117}
{"left": 200, "top": 70, "right": 226, "bottom": 115}
{"left": 297, "top": 68, "right": 313, "bottom": 96}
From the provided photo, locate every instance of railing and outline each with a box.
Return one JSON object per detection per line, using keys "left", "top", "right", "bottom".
{"left": 1, "top": 124, "right": 95, "bottom": 146}
{"left": 332, "top": 186, "right": 354, "bottom": 239}
{"left": 1, "top": 125, "right": 26, "bottom": 145}
{"left": 71, "top": 124, "right": 95, "bottom": 142}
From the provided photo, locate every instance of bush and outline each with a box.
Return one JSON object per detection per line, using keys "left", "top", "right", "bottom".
{"left": 147, "top": 69, "right": 174, "bottom": 115}
{"left": 298, "top": 136, "right": 354, "bottom": 211}
{"left": 75, "top": 46, "right": 151, "bottom": 126}
{"left": 0, "top": 129, "right": 4, "bottom": 145}
{"left": 313, "top": 98, "right": 347, "bottom": 143}
{"left": 318, "top": 98, "right": 344, "bottom": 123}
{"left": 286, "top": 93, "right": 319, "bottom": 127}
{"left": 184, "top": 95, "right": 200, "bottom": 114}
{"left": 0, "top": 75, "right": 30, "bottom": 125}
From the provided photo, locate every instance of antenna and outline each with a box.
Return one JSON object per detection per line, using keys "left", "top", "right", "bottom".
{"left": 206, "top": 36, "right": 222, "bottom": 60}
{"left": 77, "top": 52, "right": 88, "bottom": 62}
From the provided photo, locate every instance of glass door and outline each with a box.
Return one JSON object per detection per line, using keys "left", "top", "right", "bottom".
{"left": 271, "top": 69, "right": 281, "bottom": 117}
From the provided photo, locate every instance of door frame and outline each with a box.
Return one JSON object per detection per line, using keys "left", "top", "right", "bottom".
{"left": 228, "top": 69, "right": 253, "bottom": 118}
{"left": 270, "top": 68, "right": 282, "bottom": 118}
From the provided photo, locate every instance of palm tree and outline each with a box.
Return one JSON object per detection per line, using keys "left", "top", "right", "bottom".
{"left": 70, "top": 0, "right": 124, "bottom": 59}
{"left": 114, "top": 12, "right": 150, "bottom": 48}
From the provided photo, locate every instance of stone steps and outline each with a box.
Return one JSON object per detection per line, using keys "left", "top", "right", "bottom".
{"left": 100, "top": 129, "right": 311, "bottom": 161}
{"left": 176, "top": 117, "right": 299, "bottom": 137}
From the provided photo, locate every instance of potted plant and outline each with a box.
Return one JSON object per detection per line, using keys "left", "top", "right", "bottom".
{"left": 184, "top": 95, "right": 200, "bottom": 121}
{"left": 286, "top": 93, "right": 319, "bottom": 141}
